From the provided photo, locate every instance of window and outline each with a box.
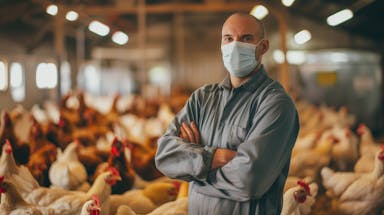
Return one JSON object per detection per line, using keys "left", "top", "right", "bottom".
{"left": 0, "top": 61, "right": 7, "bottom": 91}
{"left": 10, "top": 62, "right": 25, "bottom": 102}
{"left": 36, "top": 63, "right": 58, "bottom": 89}
{"left": 61, "top": 61, "right": 71, "bottom": 94}
{"left": 84, "top": 64, "right": 101, "bottom": 94}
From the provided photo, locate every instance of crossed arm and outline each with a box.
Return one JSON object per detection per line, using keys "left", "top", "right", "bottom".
{"left": 179, "top": 121, "right": 237, "bottom": 170}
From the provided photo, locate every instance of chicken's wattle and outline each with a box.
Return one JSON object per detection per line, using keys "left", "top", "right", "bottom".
{"left": 90, "top": 209, "right": 100, "bottom": 215}
{"left": 0, "top": 176, "right": 6, "bottom": 193}
{"left": 293, "top": 189, "right": 307, "bottom": 203}
{"left": 379, "top": 151, "right": 384, "bottom": 161}
{"left": 5, "top": 140, "right": 12, "bottom": 154}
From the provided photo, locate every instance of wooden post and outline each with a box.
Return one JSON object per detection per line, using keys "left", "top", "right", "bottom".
{"left": 137, "top": 0, "right": 147, "bottom": 93}
{"left": 268, "top": 4, "right": 290, "bottom": 91}
{"left": 173, "top": 12, "right": 185, "bottom": 91}
{"left": 278, "top": 15, "right": 290, "bottom": 91}
{"left": 76, "top": 26, "right": 85, "bottom": 88}
{"left": 54, "top": 8, "right": 65, "bottom": 100}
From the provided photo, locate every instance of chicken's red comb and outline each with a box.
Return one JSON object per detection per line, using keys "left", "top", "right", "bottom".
{"left": 357, "top": 124, "right": 366, "bottom": 135}
{"left": 111, "top": 146, "right": 121, "bottom": 157}
{"left": 92, "top": 194, "right": 101, "bottom": 207}
{"left": 297, "top": 180, "right": 311, "bottom": 195}
{"left": 58, "top": 117, "right": 65, "bottom": 128}
{"left": 108, "top": 167, "right": 120, "bottom": 177}
{"left": 4, "top": 139, "right": 12, "bottom": 154}
{"left": 73, "top": 139, "right": 82, "bottom": 148}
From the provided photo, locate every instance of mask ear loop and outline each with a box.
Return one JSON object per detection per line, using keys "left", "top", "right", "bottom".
{"left": 254, "top": 39, "right": 264, "bottom": 65}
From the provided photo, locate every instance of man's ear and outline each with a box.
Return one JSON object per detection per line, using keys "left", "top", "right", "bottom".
{"left": 260, "top": 39, "right": 269, "bottom": 55}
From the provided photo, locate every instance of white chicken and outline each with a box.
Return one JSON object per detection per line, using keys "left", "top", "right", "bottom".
{"left": 147, "top": 197, "right": 188, "bottom": 215}
{"left": 80, "top": 195, "right": 102, "bottom": 215}
{"left": 0, "top": 177, "right": 55, "bottom": 215}
{"left": 49, "top": 141, "right": 89, "bottom": 190}
{"left": 354, "top": 124, "right": 382, "bottom": 173}
{"left": 109, "top": 181, "right": 179, "bottom": 215}
{"left": 321, "top": 148, "right": 384, "bottom": 215}
{"left": 337, "top": 106, "right": 356, "bottom": 127}
{"left": 30, "top": 104, "right": 49, "bottom": 125}
{"left": 291, "top": 131, "right": 321, "bottom": 157}
{"left": 329, "top": 126, "right": 359, "bottom": 170}
{"left": 119, "top": 114, "right": 147, "bottom": 143}
{"left": 133, "top": 174, "right": 181, "bottom": 189}
{"left": 0, "top": 140, "right": 40, "bottom": 197}
{"left": 281, "top": 180, "right": 318, "bottom": 215}
{"left": 157, "top": 104, "right": 175, "bottom": 128}
{"left": 43, "top": 169, "right": 121, "bottom": 215}
{"left": 289, "top": 133, "right": 336, "bottom": 178}
{"left": 115, "top": 205, "right": 137, "bottom": 215}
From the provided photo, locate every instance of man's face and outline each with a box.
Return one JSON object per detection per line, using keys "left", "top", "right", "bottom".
{"left": 221, "top": 15, "right": 268, "bottom": 60}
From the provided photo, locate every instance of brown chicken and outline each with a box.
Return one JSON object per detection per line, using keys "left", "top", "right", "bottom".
{"left": 0, "top": 111, "right": 30, "bottom": 164}
{"left": 27, "top": 143, "right": 57, "bottom": 187}
{"left": 125, "top": 139, "right": 163, "bottom": 181}
{"left": 28, "top": 116, "right": 55, "bottom": 153}
{"left": 76, "top": 145, "right": 104, "bottom": 177}
{"left": 104, "top": 93, "right": 122, "bottom": 127}
{"left": 93, "top": 137, "right": 135, "bottom": 194}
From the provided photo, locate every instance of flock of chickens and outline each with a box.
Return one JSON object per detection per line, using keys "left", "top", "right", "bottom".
{"left": 0, "top": 91, "right": 383, "bottom": 215}
{"left": 283, "top": 102, "right": 384, "bottom": 215}
{"left": 0, "top": 92, "right": 189, "bottom": 215}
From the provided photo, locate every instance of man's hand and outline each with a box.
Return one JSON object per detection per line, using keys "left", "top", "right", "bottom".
{"left": 179, "top": 121, "right": 200, "bottom": 144}
{"left": 179, "top": 121, "right": 237, "bottom": 169}
{"left": 211, "top": 149, "right": 237, "bottom": 169}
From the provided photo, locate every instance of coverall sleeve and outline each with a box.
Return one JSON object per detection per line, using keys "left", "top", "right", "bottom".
{"left": 155, "top": 90, "right": 215, "bottom": 182}
{"left": 194, "top": 94, "right": 299, "bottom": 201}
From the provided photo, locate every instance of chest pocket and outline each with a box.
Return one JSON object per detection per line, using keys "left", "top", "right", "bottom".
{"left": 228, "top": 124, "right": 247, "bottom": 150}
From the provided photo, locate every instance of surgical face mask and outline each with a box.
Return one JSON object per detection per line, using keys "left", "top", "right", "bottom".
{"left": 221, "top": 41, "right": 262, "bottom": 78}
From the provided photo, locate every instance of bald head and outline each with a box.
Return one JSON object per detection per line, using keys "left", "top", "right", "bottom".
{"left": 222, "top": 13, "right": 265, "bottom": 42}
{"left": 220, "top": 12, "right": 270, "bottom": 80}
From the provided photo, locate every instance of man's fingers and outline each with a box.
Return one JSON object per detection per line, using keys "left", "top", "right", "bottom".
{"left": 191, "top": 121, "right": 200, "bottom": 145}
{"left": 180, "top": 126, "right": 189, "bottom": 141}
{"left": 182, "top": 122, "right": 196, "bottom": 143}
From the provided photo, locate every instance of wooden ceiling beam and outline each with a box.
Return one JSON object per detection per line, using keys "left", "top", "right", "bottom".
{"left": 74, "top": 2, "right": 276, "bottom": 15}
{"left": 0, "top": 3, "right": 30, "bottom": 25}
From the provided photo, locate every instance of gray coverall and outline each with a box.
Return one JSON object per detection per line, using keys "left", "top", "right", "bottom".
{"left": 155, "top": 67, "right": 300, "bottom": 215}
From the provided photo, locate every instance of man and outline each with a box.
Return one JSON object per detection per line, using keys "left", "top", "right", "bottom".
{"left": 155, "top": 13, "right": 299, "bottom": 215}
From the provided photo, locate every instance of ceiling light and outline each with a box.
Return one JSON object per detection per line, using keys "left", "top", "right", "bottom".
{"left": 112, "top": 31, "right": 129, "bottom": 45}
{"left": 250, "top": 5, "right": 269, "bottom": 20}
{"left": 65, "top": 11, "right": 78, "bottom": 21}
{"left": 281, "top": 0, "right": 295, "bottom": 7}
{"left": 273, "top": 50, "right": 285, "bottom": 64}
{"left": 46, "top": 4, "right": 58, "bottom": 16}
{"left": 294, "top": 30, "right": 311, "bottom": 44}
{"left": 287, "top": 51, "right": 306, "bottom": 64}
{"left": 88, "top": 21, "right": 110, "bottom": 36}
{"left": 327, "top": 9, "right": 353, "bottom": 26}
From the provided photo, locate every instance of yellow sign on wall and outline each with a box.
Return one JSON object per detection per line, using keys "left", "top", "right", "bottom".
{"left": 316, "top": 71, "right": 337, "bottom": 86}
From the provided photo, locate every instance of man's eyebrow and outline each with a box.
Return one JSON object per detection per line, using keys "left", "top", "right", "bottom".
{"left": 222, "top": 34, "right": 232, "bottom": 37}
{"left": 241, "top": 34, "right": 254, "bottom": 37}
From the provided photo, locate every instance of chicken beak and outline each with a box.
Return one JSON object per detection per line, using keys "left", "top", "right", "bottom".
{"left": 90, "top": 207, "right": 101, "bottom": 215}
{"left": 114, "top": 175, "right": 122, "bottom": 181}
